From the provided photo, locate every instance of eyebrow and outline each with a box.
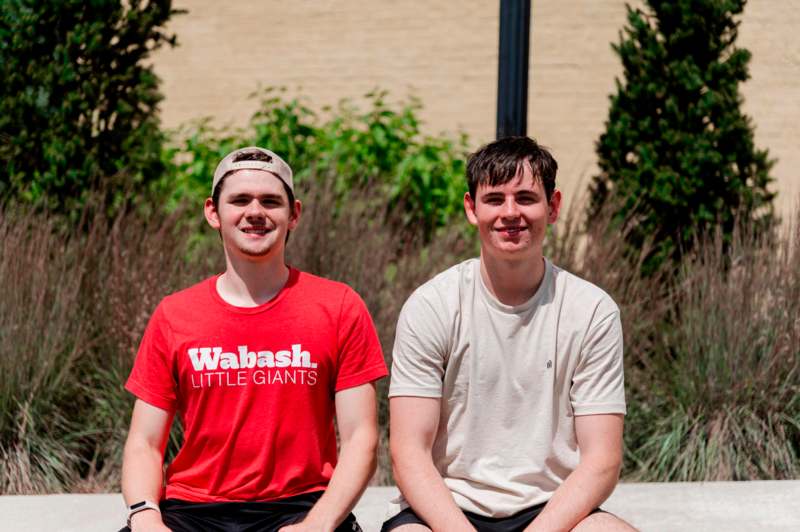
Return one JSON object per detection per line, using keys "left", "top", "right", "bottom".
{"left": 481, "top": 189, "right": 539, "bottom": 198}
{"left": 229, "top": 192, "right": 285, "bottom": 200}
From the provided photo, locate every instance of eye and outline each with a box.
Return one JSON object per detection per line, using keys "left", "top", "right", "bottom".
{"left": 516, "top": 194, "right": 537, "bottom": 205}
{"left": 483, "top": 195, "right": 504, "bottom": 205}
{"left": 261, "top": 198, "right": 283, "bottom": 207}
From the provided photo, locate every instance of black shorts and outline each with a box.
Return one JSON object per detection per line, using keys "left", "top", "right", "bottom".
{"left": 120, "top": 491, "right": 361, "bottom": 532}
{"left": 381, "top": 502, "right": 601, "bottom": 532}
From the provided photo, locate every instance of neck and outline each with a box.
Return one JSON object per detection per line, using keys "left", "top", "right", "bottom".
{"left": 217, "top": 254, "right": 290, "bottom": 307}
{"left": 479, "top": 251, "right": 546, "bottom": 306}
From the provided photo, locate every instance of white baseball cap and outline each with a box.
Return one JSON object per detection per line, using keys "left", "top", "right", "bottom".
{"left": 211, "top": 146, "right": 293, "bottom": 195}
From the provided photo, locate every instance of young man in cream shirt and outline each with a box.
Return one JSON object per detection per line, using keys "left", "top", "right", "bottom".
{"left": 384, "top": 137, "right": 635, "bottom": 532}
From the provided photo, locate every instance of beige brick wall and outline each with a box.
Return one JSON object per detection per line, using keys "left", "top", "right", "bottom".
{"left": 527, "top": 1, "right": 631, "bottom": 215}
{"left": 738, "top": 0, "right": 800, "bottom": 220}
{"left": 154, "top": 0, "right": 798, "bottom": 219}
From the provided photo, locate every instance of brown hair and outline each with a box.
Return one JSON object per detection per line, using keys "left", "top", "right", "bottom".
{"left": 466, "top": 136, "right": 557, "bottom": 201}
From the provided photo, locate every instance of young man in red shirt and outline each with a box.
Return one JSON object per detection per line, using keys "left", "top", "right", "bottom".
{"left": 121, "top": 147, "right": 387, "bottom": 531}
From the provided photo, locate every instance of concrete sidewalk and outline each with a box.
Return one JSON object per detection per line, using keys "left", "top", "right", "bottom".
{"left": 1, "top": 481, "right": 798, "bottom": 531}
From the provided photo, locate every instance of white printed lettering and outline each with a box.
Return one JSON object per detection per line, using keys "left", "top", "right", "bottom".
{"left": 291, "top": 344, "right": 312, "bottom": 368}
{"left": 238, "top": 346, "right": 257, "bottom": 369}
{"left": 219, "top": 351, "right": 238, "bottom": 369}
{"left": 188, "top": 347, "right": 220, "bottom": 371}
{"left": 275, "top": 350, "right": 291, "bottom": 368}
{"left": 187, "top": 344, "right": 321, "bottom": 388}
{"left": 256, "top": 350, "right": 274, "bottom": 368}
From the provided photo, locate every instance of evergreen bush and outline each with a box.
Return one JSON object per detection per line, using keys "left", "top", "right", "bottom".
{"left": 0, "top": 0, "right": 179, "bottom": 212}
{"left": 590, "top": 0, "right": 775, "bottom": 272}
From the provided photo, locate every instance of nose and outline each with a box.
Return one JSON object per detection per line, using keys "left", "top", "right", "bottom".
{"left": 244, "top": 199, "right": 266, "bottom": 218}
{"left": 501, "top": 198, "right": 520, "bottom": 219}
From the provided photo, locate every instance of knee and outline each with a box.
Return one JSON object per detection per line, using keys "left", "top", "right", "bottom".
{"left": 571, "top": 511, "right": 638, "bottom": 532}
{"left": 388, "top": 526, "right": 432, "bottom": 532}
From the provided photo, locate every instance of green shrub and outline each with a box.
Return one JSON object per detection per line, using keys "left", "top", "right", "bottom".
{"left": 162, "top": 89, "right": 468, "bottom": 239}
{"left": 0, "top": 0, "right": 179, "bottom": 212}
{"left": 590, "top": 0, "right": 775, "bottom": 274}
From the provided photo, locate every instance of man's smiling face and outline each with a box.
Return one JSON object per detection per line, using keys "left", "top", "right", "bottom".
{"left": 464, "top": 162, "right": 561, "bottom": 262}
{"left": 205, "top": 169, "right": 300, "bottom": 263}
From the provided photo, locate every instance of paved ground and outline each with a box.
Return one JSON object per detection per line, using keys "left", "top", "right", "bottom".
{"left": 1, "top": 481, "right": 798, "bottom": 531}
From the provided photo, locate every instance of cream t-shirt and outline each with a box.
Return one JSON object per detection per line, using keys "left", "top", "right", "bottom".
{"left": 389, "top": 258, "right": 626, "bottom": 517}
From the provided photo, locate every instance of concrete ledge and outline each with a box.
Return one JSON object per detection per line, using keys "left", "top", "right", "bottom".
{"left": 2, "top": 481, "right": 798, "bottom": 531}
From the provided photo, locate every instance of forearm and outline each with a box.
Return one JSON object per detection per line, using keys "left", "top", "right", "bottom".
{"left": 301, "top": 426, "right": 378, "bottom": 530}
{"left": 122, "top": 438, "right": 165, "bottom": 503}
{"left": 393, "top": 447, "right": 474, "bottom": 532}
{"left": 525, "top": 459, "right": 620, "bottom": 532}
{"left": 122, "top": 440, "right": 166, "bottom": 528}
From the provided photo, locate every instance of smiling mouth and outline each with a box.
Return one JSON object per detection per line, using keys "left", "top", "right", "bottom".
{"left": 241, "top": 227, "right": 270, "bottom": 235}
{"left": 497, "top": 226, "right": 526, "bottom": 234}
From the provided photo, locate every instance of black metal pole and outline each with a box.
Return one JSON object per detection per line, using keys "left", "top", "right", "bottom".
{"left": 496, "top": 0, "right": 531, "bottom": 139}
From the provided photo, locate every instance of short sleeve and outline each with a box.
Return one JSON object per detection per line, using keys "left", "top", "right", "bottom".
{"left": 570, "top": 309, "right": 627, "bottom": 416}
{"left": 125, "top": 303, "right": 178, "bottom": 412}
{"left": 334, "top": 289, "right": 388, "bottom": 392}
{"left": 388, "top": 288, "right": 449, "bottom": 398}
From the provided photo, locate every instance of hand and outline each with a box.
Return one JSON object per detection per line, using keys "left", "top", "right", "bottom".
{"left": 130, "top": 509, "right": 171, "bottom": 532}
{"left": 278, "top": 518, "right": 333, "bottom": 532}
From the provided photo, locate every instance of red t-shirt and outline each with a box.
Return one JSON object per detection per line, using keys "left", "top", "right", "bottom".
{"left": 125, "top": 268, "right": 387, "bottom": 502}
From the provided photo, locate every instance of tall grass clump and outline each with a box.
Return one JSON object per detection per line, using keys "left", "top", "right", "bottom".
{"left": 548, "top": 197, "right": 799, "bottom": 481}
{"left": 0, "top": 207, "right": 90, "bottom": 492}
{"left": 73, "top": 205, "right": 212, "bottom": 490}
{"left": 624, "top": 221, "right": 799, "bottom": 480}
{"left": 0, "top": 202, "right": 208, "bottom": 493}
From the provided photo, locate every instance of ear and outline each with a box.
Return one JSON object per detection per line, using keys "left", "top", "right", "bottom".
{"left": 204, "top": 198, "right": 221, "bottom": 230}
{"left": 464, "top": 192, "right": 478, "bottom": 226}
{"left": 288, "top": 199, "right": 302, "bottom": 231}
{"left": 547, "top": 189, "right": 562, "bottom": 224}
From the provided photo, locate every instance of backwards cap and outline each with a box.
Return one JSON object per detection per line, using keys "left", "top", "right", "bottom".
{"left": 211, "top": 147, "right": 293, "bottom": 195}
